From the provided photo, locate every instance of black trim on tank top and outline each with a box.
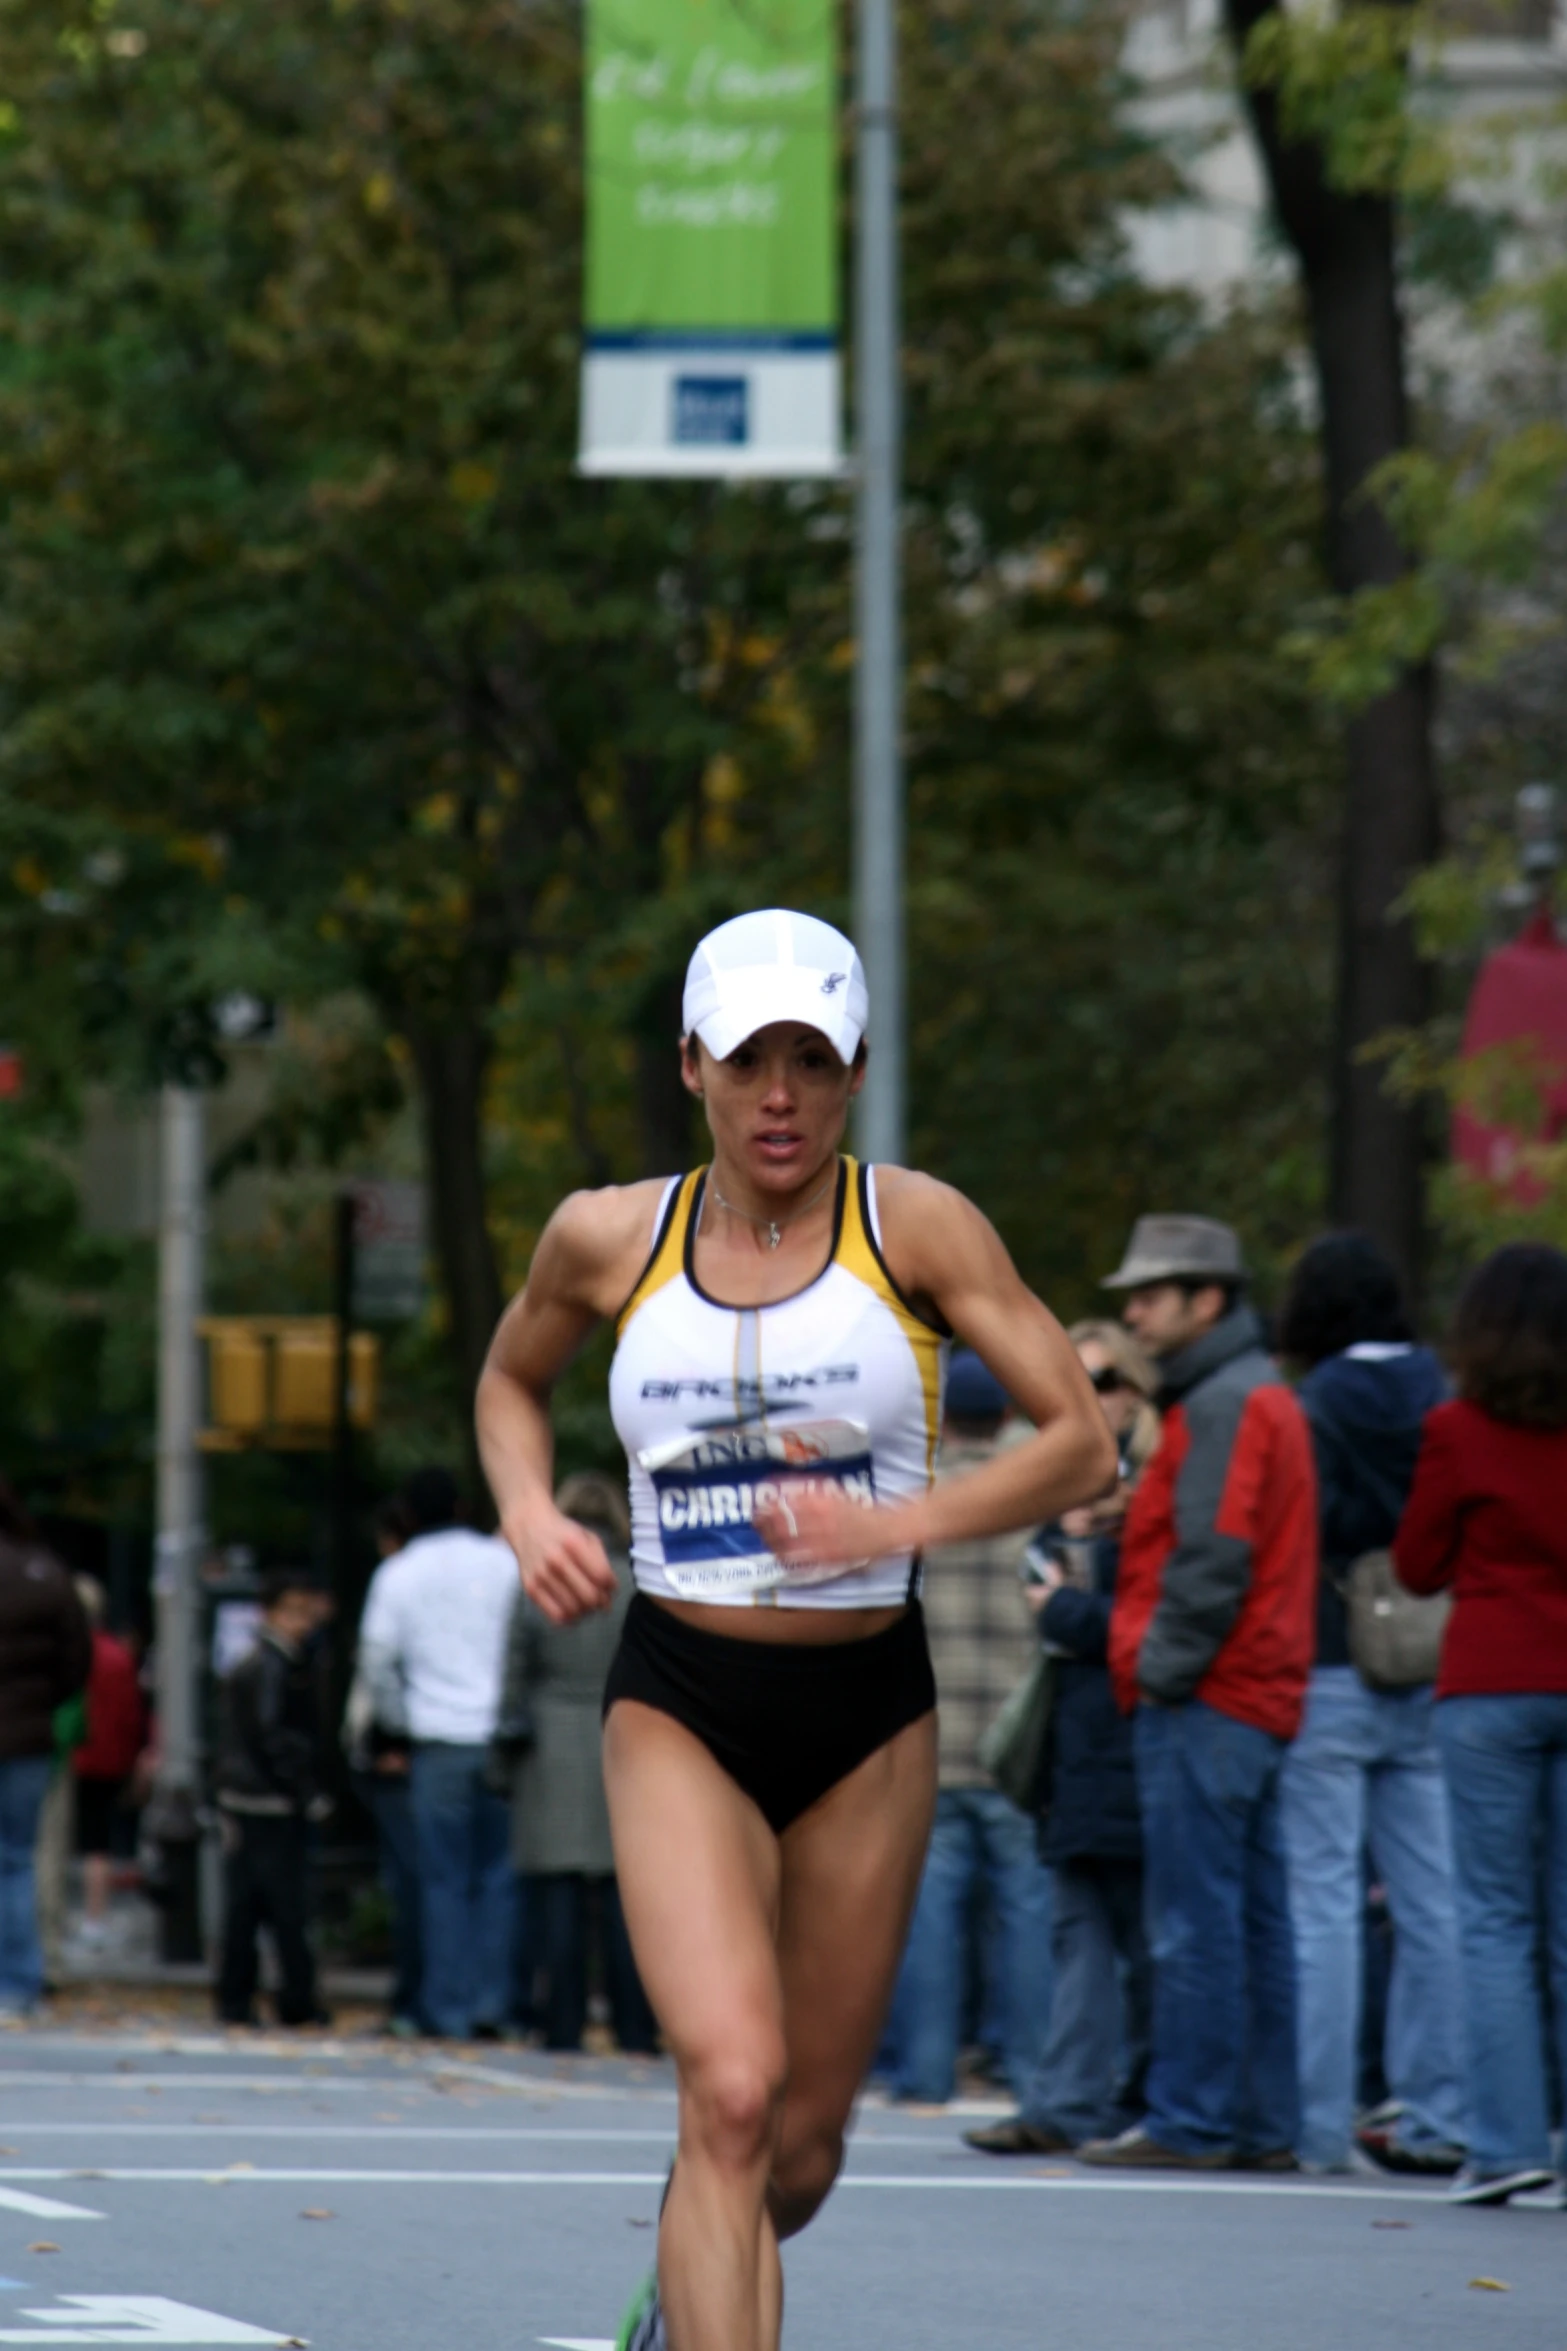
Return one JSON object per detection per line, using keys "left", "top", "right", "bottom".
{"left": 683, "top": 1157, "right": 848, "bottom": 1312}
{"left": 857, "top": 1162, "right": 952, "bottom": 1337}
{"left": 613, "top": 1173, "right": 687, "bottom": 1328}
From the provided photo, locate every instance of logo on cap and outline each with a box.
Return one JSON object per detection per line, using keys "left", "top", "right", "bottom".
{"left": 821, "top": 972, "right": 846, "bottom": 995}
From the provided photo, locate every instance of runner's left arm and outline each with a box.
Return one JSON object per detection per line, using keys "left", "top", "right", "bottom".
{"left": 759, "top": 1172, "right": 1116, "bottom": 1569}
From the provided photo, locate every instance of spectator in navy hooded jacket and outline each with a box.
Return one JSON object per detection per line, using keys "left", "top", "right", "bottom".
{"left": 965, "top": 1321, "right": 1158, "bottom": 2158}
{"left": 1276, "top": 1234, "right": 1465, "bottom": 2177}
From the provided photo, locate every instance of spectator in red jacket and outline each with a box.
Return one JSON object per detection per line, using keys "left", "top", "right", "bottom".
{"left": 1394, "top": 1241, "right": 1567, "bottom": 2208}
{"left": 1082, "top": 1216, "right": 1318, "bottom": 2173}
{"left": 71, "top": 1581, "right": 149, "bottom": 1951}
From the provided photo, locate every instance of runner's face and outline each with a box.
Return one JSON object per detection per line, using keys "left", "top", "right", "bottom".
{"left": 684, "top": 1020, "right": 864, "bottom": 1191}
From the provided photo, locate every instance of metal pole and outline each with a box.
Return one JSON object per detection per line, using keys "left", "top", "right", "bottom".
{"left": 149, "top": 1081, "right": 206, "bottom": 1961}
{"left": 852, "top": 0, "right": 905, "bottom": 1165}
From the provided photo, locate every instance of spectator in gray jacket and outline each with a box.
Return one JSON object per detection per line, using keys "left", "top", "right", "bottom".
{"left": 497, "top": 1474, "right": 655, "bottom": 2054}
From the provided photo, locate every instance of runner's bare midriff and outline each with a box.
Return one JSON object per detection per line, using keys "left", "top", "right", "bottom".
{"left": 649, "top": 1594, "right": 910, "bottom": 1645}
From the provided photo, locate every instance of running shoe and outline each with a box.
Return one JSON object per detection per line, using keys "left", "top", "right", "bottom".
{"left": 614, "top": 2271, "right": 666, "bottom": 2351}
{"left": 1448, "top": 2162, "right": 1556, "bottom": 2206}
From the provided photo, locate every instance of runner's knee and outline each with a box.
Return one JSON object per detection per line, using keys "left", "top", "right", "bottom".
{"left": 682, "top": 2040, "right": 788, "bottom": 2173}
{"left": 770, "top": 2116, "right": 845, "bottom": 2235}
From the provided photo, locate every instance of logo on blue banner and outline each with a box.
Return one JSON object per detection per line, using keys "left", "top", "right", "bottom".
{"left": 673, "top": 375, "right": 749, "bottom": 445}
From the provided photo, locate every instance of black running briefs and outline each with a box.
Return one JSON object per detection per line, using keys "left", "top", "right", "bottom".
{"left": 602, "top": 1593, "right": 936, "bottom": 1834}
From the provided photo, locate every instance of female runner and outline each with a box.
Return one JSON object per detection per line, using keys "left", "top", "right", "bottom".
{"left": 476, "top": 910, "right": 1115, "bottom": 2351}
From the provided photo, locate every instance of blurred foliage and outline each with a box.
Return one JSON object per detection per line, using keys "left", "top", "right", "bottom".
{"left": 0, "top": 0, "right": 1340, "bottom": 1538}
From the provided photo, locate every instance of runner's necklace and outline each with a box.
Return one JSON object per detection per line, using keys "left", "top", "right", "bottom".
{"left": 709, "top": 1166, "right": 836, "bottom": 1251}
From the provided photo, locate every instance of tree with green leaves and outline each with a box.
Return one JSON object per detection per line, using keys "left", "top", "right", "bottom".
{"left": 0, "top": 0, "right": 1340, "bottom": 1524}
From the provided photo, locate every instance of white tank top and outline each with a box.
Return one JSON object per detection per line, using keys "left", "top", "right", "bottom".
{"left": 609, "top": 1157, "right": 948, "bottom": 1609}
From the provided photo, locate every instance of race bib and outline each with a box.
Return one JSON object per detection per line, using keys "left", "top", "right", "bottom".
{"left": 638, "top": 1417, "right": 877, "bottom": 1597}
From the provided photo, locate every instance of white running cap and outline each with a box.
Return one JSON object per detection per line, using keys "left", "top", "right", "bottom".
{"left": 682, "top": 910, "right": 868, "bottom": 1064}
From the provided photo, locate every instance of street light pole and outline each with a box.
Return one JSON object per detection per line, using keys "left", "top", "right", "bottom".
{"left": 149, "top": 1081, "right": 207, "bottom": 1961}
{"left": 852, "top": 0, "right": 904, "bottom": 1166}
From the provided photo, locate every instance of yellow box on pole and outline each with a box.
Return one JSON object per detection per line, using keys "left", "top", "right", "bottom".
{"left": 205, "top": 1324, "right": 269, "bottom": 1436}
{"left": 198, "top": 1317, "right": 378, "bottom": 1449}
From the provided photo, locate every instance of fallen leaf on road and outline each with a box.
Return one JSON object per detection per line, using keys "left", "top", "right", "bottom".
{"left": 225, "top": 2163, "right": 256, "bottom": 2174}
{"left": 27, "top": 2243, "right": 59, "bottom": 2255}
{"left": 0, "top": 2146, "right": 18, "bottom": 2156}
{"left": 627, "top": 2218, "right": 652, "bottom": 2229}
{"left": 1468, "top": 2278, "right": 1509, "bottom": 2292}
{"left": 1371, "top": 2219, "right": 1411, "bottom": 2230}
{"left": 299, "top": 2209, "right": 334, "bottom": 2221}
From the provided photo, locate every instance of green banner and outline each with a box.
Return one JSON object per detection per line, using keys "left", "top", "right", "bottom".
{"left": 585, "top": 0, "right": 837, "bottom": 338}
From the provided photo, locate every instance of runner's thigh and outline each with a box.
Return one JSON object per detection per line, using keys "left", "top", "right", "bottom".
{"left": 776, "top": 1709, "right": 938, "bottom": 2117}
{"left": 604, "top": 1699, "right": 785, "bottom": 2066}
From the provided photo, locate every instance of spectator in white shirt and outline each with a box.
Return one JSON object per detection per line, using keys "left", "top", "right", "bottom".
{"left": 357, "top": 1468, "right": 519, "bottom": 2039}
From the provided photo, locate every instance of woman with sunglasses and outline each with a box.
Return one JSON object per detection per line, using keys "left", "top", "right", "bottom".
{"left": 477, "top": 910, "right": 1114, "bottom": 2351}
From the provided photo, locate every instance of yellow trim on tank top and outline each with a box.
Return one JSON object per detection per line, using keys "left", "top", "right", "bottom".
{"left": 837, "top": 1156, "right": 945, "bottom": 1475}
{"left": 616, "top": 1156, "right": 943, "bottom": 1476}
{"left": 615, "top": 1166, "right": 703, "bottom": 1340}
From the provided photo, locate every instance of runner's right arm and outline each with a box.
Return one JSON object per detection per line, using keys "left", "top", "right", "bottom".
{"left": 476, "top": 1182, "right": 665, "bottom": 1625}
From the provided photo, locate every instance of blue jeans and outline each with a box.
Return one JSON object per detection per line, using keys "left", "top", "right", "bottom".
{"left": 1020, "top": 1856, "right": 1149, "bottom": 2144}
{"left": 409, "top": 1743, "right": 516, "bottom": 2040}
{"left": 357, "top": 1769, "right": 425, "bottom": 2029}
{"left": 1281, "top": 1668, "right": 1466, "bottom": 2167}
{"left": 0, "top": 1755, "right": 54, "bottom": 2010}
{"left": 1436, "top": 1692, "right": 1567, "bottom": 2175}
{"left": 890, "top": 1786, "right": 1053, "bottom": 2104}
{"left": 1135, "top": 1701, "right": 1298, "bottom": 2157}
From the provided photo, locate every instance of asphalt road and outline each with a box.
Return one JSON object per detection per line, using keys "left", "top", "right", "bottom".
{"left": 0, "top": 2029, "right": 1561, "bottom": 2351}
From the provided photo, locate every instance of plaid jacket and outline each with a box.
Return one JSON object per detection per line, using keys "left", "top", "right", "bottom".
{"left": 921, "top": 1431, "right": 1039, "bottom": 1788}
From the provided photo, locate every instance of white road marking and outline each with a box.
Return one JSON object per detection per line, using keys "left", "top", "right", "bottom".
{"left": 0, "top": 2072, "right": 675, "bottom": 2105}
{"left": 0, "top": 2166, "right": 1442, "bottom": 2202}
{"left": 0, "top": 2127, "right": 679, "bottom": 2145}
{"left": 0, "top": 2125, "right": 981, "bottom": 2148}
{"left": 0, "top": 2297, "right": 293, "bottom": 2345}
{"left": 0, "top": 2191, "right": 103, "bottom": 2222}
{"left": 538, "top": 2339, "right": 614, "bottom": 2350}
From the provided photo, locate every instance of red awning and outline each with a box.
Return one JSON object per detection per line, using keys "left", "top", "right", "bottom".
{"left": 1454, "top": 911, "right": 1567, "bottom": 1193}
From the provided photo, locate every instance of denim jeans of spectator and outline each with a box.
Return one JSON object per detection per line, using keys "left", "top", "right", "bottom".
{"left": 1019, "top": 1856, "right": 1149, "bottom": 2144}
{"left": 356, "top": 1769, "right": 424, "bottom": 2030}
{"left": 0, "top": 1754, "right": 53, "bottom": 2011}
{"left": 1281, "top": 1667, "right": 1466, "bottom": 2167}
{"left": 890, "top": 1785, "right": 1053, "bottom": 2104}
{"left": 409, "top": 1742, "right": 516, "bottom": 2039}
{"left": 1135, "top": 1700, "right": 1298, "bottom": 2157}
{"left": 1436, "top": 1692, "right": 1567, "bottom": 2176}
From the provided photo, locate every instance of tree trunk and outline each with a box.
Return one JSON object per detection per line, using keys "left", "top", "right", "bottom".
{"left": 1223, "top": 0, "right": 1438, "bottom": 1300}
{"left": 405, "top": 1014, "right": 506, "bottom": 1434}
{"left": 633, "top": 964, "right": 694, "bottom": 1178}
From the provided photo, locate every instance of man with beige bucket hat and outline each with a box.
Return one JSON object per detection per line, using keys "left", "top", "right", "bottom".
{"left": 1079, "top": 1214, "right": 1319, "bottom": 2171}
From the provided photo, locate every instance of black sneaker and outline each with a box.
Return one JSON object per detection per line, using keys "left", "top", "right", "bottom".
{"left": 1449, "top": 2163, "right": 1556, "bottom": 2206}
{"left": 963, "top": 2116, "right": 1074, "bottom": 2156}
{"left": 1356, "top": 2123, "right": 1464, "bottom": 2178}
